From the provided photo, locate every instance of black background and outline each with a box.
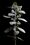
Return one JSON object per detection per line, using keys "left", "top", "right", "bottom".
{"left": 0, "top": 0, "right": 30, "bottom": 45}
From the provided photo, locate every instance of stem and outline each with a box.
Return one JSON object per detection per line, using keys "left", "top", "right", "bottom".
{"left": 14, "top": 12, "right": 16, "bottom": 45}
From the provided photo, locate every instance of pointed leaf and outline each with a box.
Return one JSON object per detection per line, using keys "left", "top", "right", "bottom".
{"left": 17, "top": 37, "right": 24, "bottom": 41}
{"left": 3, "top": 15, "right": 10, "bottom": 18}
{"left": 19, "top": 10, "right": 26, "bottom": 14}
{"left": 18, "top": 18, "right": 27, "bottom": 22}
{"left": 8, "top": 13, "right": 15, "bottom": 16}
{"left": 17, "top": 27, "right": 26, "bottom": 33}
